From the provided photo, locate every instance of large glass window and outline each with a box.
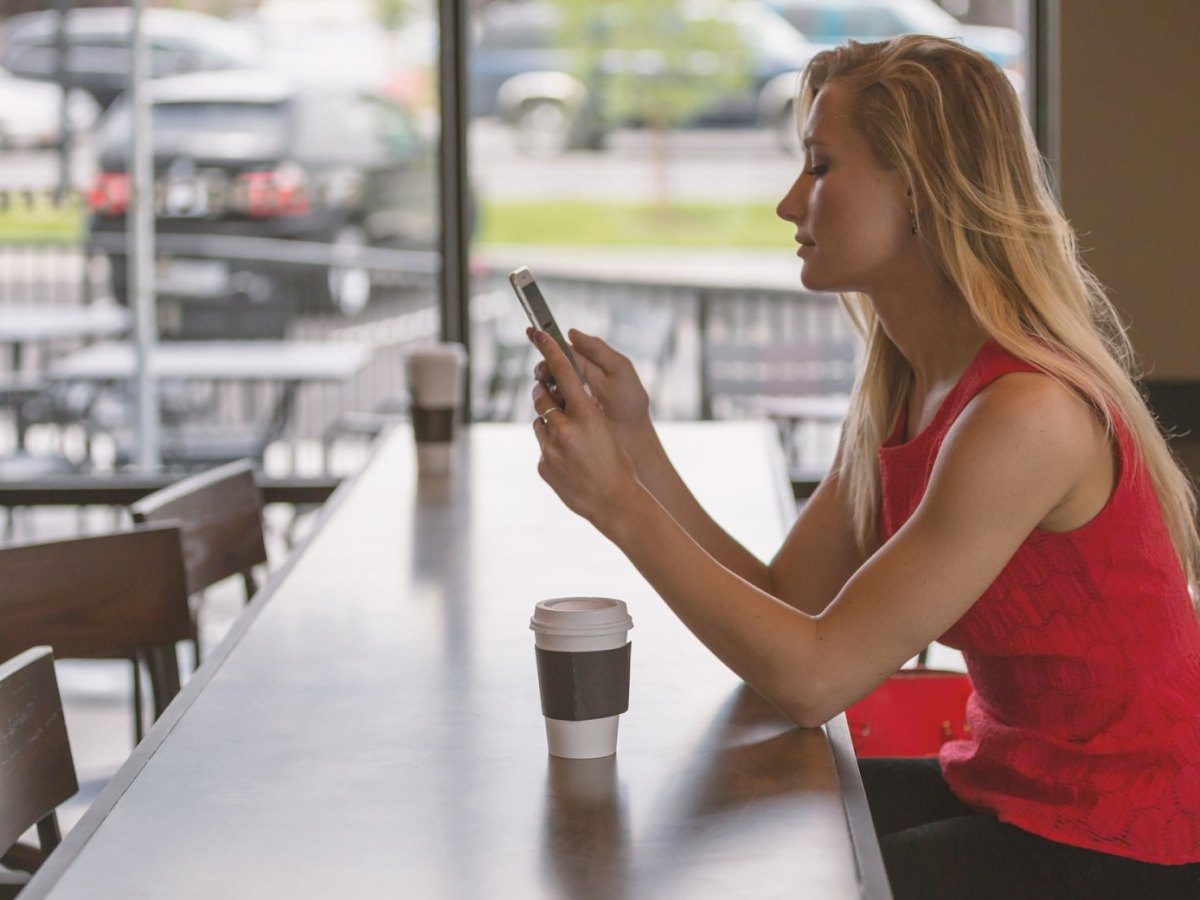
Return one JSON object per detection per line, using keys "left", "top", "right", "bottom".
{"left": 466, "top": 0, "right": 1030, "bottom": 478}
{"left": 0, "top": 0, "right": 1030, "bottom": 483}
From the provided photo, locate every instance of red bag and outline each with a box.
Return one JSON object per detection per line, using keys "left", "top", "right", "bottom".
{"left": 845, "top": 668, "right": 973, "bottom": 757}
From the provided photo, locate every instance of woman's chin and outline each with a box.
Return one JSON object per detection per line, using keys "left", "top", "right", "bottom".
{"left": 799, "top": 265, "right": 832, "bottom": 293}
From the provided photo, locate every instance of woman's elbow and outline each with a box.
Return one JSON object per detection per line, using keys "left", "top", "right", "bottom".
{"left": 767, "top": 671, "right": 841, "bottom": 730}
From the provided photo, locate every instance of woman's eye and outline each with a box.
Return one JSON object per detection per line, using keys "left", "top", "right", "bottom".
{"left": 804, "top": 164, "right": 829, "bottom": 177}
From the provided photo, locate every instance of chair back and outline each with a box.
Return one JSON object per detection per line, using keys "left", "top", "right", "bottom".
{"left": 0, "top": 525, "right": 192, "bottom": 720}
{"left": 130, "top": 459, "right": 268, "bottom": 600}
{"left": 702, "top": 340, "right": 858, "bottom": 419}
{"left": 0, "top": 647, "right": 79, "bottom": 861}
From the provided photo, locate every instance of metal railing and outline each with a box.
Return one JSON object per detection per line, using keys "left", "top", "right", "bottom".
{"left": 2, "top": 238, "right": 857, "bottom": 479}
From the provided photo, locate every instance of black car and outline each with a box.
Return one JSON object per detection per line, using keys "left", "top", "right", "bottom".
{"left": 0, "top": 7, "right": 260, "bottom": 110}
{"left": 88, "top": 70, "right": 437, "bottom": 323}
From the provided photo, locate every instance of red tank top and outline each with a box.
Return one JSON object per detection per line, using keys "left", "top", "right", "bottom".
{"left": 878, "top": 341, "right": 1200, "bottom": 864}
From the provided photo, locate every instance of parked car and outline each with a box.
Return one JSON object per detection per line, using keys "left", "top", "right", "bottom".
{"left": 88, "top": 70, "right": 437, "bottom": 321}
{"left": 470, "top": 0, "right": 819, "bottom": 156}
{"left": 0, "top": 7, "right": 260, "bottom": 110}
{"left": 0, "top": 65, "right": 99, "bottom": 149}
{"left": 763, "top": 0, "right": 1025, "bottom": 86}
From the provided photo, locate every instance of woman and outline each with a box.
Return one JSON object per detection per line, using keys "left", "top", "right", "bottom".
{"left": 527, "top": 35, "right": 1200, "bottom": 898}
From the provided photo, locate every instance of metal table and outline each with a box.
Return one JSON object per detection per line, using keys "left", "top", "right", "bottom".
{"left": 46, "top": 340, "right": 372, "bottom": 467}
{"left": 26, "top": 422, "right": 889, "bottom": 899}
{"left": 0, "top": 303, "right": 132, "bottom": 451}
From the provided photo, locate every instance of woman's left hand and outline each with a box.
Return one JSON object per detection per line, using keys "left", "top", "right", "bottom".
{"left": 528, "top": 328, "right": 642, "bottom": 530}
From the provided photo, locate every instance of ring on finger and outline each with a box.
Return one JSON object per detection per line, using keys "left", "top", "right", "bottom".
{"left": 537, "top": 407, "right": 564, "bottom": 428}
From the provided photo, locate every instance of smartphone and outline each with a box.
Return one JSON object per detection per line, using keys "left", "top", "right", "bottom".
{"left": 509, "top": 266, "right": 589, "bottom": 389}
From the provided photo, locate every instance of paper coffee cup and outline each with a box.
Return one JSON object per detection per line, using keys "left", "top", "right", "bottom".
{"left": 530, "top": 598, "right": 633, "bottom": 759}
{"left": 406, "top": 343, "right": 466, "bottom": 475}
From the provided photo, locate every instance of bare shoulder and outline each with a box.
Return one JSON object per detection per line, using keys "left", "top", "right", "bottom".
{"left": 953, "top": 371, "right": 1107, "bottom": 460}
{"left": 922, "top": 371, "right": 1110, "bottom": 534}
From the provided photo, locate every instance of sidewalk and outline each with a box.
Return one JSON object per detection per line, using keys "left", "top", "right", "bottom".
{"left": 476, "top": 244, "right": 808, "bottom": 292}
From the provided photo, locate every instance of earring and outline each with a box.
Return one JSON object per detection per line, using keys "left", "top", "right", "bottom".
{"left": 910, "top": 212, "right": 918, "bottom": 236}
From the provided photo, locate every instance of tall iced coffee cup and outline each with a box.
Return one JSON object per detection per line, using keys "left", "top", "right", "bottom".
{"left": 405, "top": 342, "right": 467, "bottom": 475}
{"left": 530, "top": 597, "right": 633, "bottom": 759}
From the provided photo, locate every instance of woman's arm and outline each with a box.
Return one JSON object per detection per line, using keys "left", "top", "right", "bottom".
{"left": 531, "top": 330, "right": 1108, "bottom": 727}
{"left": 537, "top": 329, "right": 865, "bottom": 611}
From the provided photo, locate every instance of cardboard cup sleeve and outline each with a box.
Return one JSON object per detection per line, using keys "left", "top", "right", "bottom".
{"left": 412, "top": 407, "right": 456, "bottom": 443}
{"left": 535, "top": 644, "right": 631, "bottom": 722}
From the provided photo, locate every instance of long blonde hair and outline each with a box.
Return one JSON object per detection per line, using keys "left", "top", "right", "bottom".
{"left": 800, "top": 35, "right": 1199, "bottom": 584}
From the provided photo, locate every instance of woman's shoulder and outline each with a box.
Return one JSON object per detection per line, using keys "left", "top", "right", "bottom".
{"left": 955, "top": 370, "right": 1107, "bottom": 459}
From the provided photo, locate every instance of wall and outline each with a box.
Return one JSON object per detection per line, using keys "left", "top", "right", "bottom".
{"left": 1057, "top": 1, "right": 1200, "bottom": 467}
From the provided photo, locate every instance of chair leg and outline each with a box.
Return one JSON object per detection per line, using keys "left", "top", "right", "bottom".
{"left": 144, "top": 645, "right": 182, "bottom": 722}
{"left": 36, "top": 813, "right": 63, "bottom": 856}
{"left": 131, "top": 656, "right": 144, "bottom": 745}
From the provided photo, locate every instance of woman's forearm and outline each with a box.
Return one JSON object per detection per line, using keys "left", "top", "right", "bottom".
{"left": 600, "top": 481, "right": 827, "bottom": 727}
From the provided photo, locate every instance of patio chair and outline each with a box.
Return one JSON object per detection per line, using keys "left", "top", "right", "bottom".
{"left": 0, "top": 647, "right": 79, "bottom": 899}
{"left": 702, "top": 339, "right": 857, "bottom": 484}
{"left": 130, "top": 459, "right": 269, "bottom": 665}
{"left": 0, "top": 524, "right": 192, "bottom": 744}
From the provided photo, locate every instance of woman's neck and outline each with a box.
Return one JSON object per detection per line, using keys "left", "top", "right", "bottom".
{"left": 871, "top": 277, "right": 988, "bottom": 389}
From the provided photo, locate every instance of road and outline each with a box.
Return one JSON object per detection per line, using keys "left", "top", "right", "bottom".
{"left": 2, "top": 118, "right": 803, "bottom": 204}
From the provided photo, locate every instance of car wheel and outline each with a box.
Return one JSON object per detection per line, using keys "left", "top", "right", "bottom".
{"left": 322, "top": 224, "right": 372, "bottom": 317}
{"left": 777, "top": 101, "right": 803, "bottom": 157}
{"left": 515, "top": 100, "right": 574, "bottom": 159}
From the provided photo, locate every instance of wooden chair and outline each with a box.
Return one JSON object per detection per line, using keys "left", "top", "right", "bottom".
{"left": 0, "top": 647, "right": 79, "bottom": 899}
{"left": 0, "top": 525, "right": 193, "bottom": 744}
{"left": 129, "top": 459, "right": 269, "bottom": 664}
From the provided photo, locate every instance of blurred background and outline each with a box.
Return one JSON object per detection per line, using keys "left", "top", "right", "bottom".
{"left": 0, "top": 0, "right": 1029, "bottom": 488}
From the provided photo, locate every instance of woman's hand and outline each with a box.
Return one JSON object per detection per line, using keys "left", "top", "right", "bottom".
{"left": 529, "top": 328, "right": 643, "bottom": 531}
{"left": 533, "top": 329, "right": 651, "bottom": 442}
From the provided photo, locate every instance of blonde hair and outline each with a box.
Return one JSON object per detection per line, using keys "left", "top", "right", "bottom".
{"left": 799, "top": 35, "right": 1199, "bottom": 585}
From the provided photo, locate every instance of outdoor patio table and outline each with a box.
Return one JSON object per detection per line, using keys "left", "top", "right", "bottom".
{"left": 24, "top": 421, "right": 890, "bottom": 899}
{"left": 0, "top": 303, "right": 132, "bottom": 450}
{"left": 45, "top": 340, "right": 372, "bottom": 467}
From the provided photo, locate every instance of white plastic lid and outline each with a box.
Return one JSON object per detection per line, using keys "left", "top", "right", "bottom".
{"left": 530, "top": 597, "right": 633, "bottom": 637}
{"left": 406, "top": 342, "right": 467, "bottom": 365}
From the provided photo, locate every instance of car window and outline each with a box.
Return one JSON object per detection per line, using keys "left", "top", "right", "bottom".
{"left": 477, "top": 4, "right": 556, "bottom": 50}
{"left": 155, "top": 102, "right": 287, "bottom": 145}
{"left": 4, "top": 44, "right": 56, "bottom": 78}
{"left": 68, "top": 39, "right": 129, "bottom": 78}
{"left": 96, "top": 100, "right": 289, "bottom": 158}
{"left": 371, "top": 99, "right": 422, "bottom": 157}
{"left": 731, "top": 3, "right": 813, "bottom": 57}
{"left": 320, "top": 94, "right": 421, "bottom": 163}
{"left": 773, "top": 8, "right": 831, "bottom": 41}
{"left": 843, "top": 8, "right": 908, "bottom": 38}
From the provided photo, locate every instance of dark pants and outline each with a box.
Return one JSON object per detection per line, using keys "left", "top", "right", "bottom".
{"left": 858, "top": 757, "right": 1200, "bottom": 899}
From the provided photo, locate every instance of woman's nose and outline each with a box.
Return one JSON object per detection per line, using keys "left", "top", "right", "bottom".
{"left": 776, "top": 175, "right": 805, "bottom": 223}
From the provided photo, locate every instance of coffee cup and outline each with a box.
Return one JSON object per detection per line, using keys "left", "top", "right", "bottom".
{"left": 405, "top": 342, "right": 467, "bottom": 474}
{"left": 530, "top": 597, "right": 633, "bottom": 759}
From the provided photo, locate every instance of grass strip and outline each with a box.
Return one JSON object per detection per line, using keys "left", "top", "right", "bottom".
{"left": 479, "top": 199, "right": 791, "bottom": 248}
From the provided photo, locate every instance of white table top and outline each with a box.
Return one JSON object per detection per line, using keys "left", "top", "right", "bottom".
{"left": 27, "top": 422, "right": 888, "bottom": 900}
{"left": 0, "top": 304, "right": 131, "bottom": 343}
{"left": 47, "top": 340, "right": 371, "bottom": 382}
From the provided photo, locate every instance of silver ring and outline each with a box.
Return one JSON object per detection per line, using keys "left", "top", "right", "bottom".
{"left": 538, "top": 407, "right": 564, "bottom": 427}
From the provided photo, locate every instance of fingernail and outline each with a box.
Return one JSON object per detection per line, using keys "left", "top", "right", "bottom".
{"left": 533, "top": 329, "right": 547, "bottom": 345}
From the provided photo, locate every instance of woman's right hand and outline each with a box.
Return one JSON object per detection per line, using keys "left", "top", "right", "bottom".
{"left": 534, "top": 329, "right": 651, "bottom": 438}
